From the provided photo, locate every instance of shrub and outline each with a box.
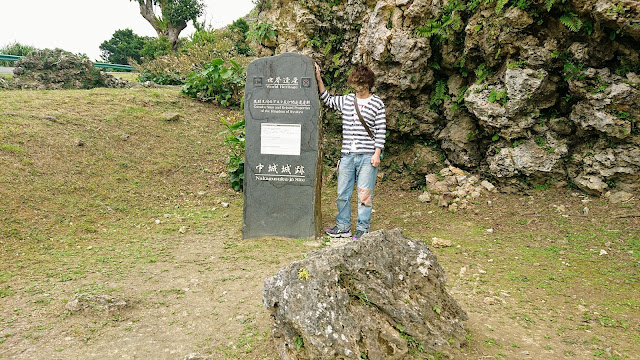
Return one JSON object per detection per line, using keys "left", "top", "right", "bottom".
{"left": 1, "top": 42, "right": 38, "bottom": 66}
{"left": 219, "top": 116, "right": 246, "bottom": 191}
{"left": 248, "top": 22, "right": 276, "bottom": 46}
{"left": 140, "top": 36, "right": 173, "bottom": 61}
{"left": 134, "top": 26, "right": 249, "bottom": 85}
{"left": 181, "top": 58, "right": 245, "bottom": 107}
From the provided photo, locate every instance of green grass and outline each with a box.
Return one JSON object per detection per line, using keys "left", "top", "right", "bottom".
{"left": 1, "top": 87, "right": 639, "bottom": 359}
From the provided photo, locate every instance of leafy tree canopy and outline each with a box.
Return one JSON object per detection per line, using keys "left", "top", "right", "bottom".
{"left": 99, "top": 29, "right": 148, "bottom": 64}
{"left": 130, "top": 0, "right": 205, "bottom": 50}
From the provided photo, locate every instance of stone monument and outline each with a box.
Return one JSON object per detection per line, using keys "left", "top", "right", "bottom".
{"left": 243, "top": 53, "right": 322, "bottom": 239}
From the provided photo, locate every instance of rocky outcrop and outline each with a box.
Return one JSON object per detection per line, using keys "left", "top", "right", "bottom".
{"left": 422, "top": 165, "right": 497, "bottom": 212}
{"left": 263, "top": 229, "right": 467, "bottom": 360}
{"left": 256, "top": 0, "right": 640, "bottom": 195}
{"left": 5, "top": 48, "right": 131, "bottom": 90}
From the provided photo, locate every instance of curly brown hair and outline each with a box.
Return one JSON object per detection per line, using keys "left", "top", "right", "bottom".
{"left": 347, "top": 65, "right": 375, "bottom": 91}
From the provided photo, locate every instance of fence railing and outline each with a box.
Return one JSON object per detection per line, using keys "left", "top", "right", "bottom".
{"left": 0, "top": 54, "right": 21, "bottom": 62}
{"left": 0, "top": 54, "right": 135, "bottom": 72}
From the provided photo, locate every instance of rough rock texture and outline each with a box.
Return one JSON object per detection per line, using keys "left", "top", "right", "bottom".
{"left": 256, "top": 0, "right": 640, "bottom": 195}
{"left": 65, "top": 293, "right": 128, "bottom": 313}
{"left": 5, "top": 48, "right": 131, "bottom": 90}
{"left": 263, "top": 229, "right": 467, "bottom": 360}
{"left": 423, "top": 166, "right": 496, "bottom": 212}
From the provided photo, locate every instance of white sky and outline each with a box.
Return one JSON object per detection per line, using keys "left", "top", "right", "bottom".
{"left": 0, "top": 0, "right": 256, "bottom": 61}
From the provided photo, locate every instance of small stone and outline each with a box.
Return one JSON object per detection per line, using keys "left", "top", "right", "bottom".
{"left": 608, "top": 191, "right": 634, "bottom": 204}
{"left": 425, "top": 173, "right": 438, "bottom": 186}
{"left": 554, "top": 205, "right": 566, "bottom": 212}
{"left": 431, "top": 237, "right": 453, "bottom": 248}
{"left": 480, "top": 180, "right": 496, "bottom": 192}
{"left": 583, "top": 207, "right": 589, "bottom": 215}
{"left": 66, "top": 293, "right": 127, "bottom": 312}
{"left": 179, "top": 226, "right": 186, "bottom": 234}
{"left": 155, "top": 219, "right": 161, "bottom": 224}
{"left": 164, "top": 113, "right": 181, "bottom": 121}
{"left": 486, "top": 228, "right": 494, "bottom": 233}
{"left": 487, "top": 200, "right": 492, "bottom": 206}
{"left": 121, "top": 133, "right": 130, "bottom": 141}
{"left": 164, "top": 214, "right": 171, "bottom": 218}
{"left": 459, "top": 266, "right": 467, "bottom": 276}
{"left": 418, "top": 192, "right": 431, "bottom": 203}
{"left": 221, "top": 202, "right": 230, "bottom": 208}
{"left": 483, "top": 297, "right": 498, "bottom": 305}
{"left": 183, "top": 353, "right": 209, "bottom": 360}
{"left": 599, "top": 249, "right": 608, "bottom": 256}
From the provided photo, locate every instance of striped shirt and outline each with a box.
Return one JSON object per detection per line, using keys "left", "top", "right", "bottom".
{"left": 319, "top": 90, "right": 386, "bottom": 154}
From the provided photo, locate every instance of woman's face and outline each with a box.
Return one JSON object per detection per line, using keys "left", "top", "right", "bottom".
{"left": 350, "top": 82, "right": 369, "bottom": 93}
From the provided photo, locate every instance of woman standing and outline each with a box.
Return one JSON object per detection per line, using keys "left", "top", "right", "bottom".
{"left": 315, "top": 63, "right": 387, "bottom": 240}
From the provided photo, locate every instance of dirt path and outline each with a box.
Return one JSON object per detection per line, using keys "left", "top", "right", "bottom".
{"left": 1, "top": 189, "right": 638, "bottom": 359}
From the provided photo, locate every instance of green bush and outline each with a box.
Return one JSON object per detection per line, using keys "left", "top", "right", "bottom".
{"left": 248, "top": 22, "right": 276, "bottom": 46}
{"left": 219, "top": 117, "right": 246, "bottom": 191}
{"left": 229, "top": 18, "right": 252, "bottom": 56}
{"left": 140, "top": 36, "right": 173, "bottom": 61}
{"left": 181, "top": 58, "right": 245, "bottom": 107}
{"left": 1, "top": 42, "right": 38, "bottom": 66}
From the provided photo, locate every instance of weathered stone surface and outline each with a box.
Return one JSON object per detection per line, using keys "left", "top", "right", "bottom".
{"left": 607, "top": 190, "right": 635, "bottom": 204}
{"left": 466, "top": 68, "right": 557, "bottom": 140}
{"left": 66, "top": 293, "right": 127, "bottom": 312}
{"left": 488, "top": 134, "right": 568, "bottom": 180}
{"left": 243, "top": 53, "right": 322, "bottom": 239}
{"left": 439, "top": 109, "right": 481, "bottom": 168}
{"left": 263, "top": 229, "right": 467, "bottom": 360}
{"left": 569, "top": 139, "right": 640, "bottom": 194}
{"left": 256, "top": 0, "right": 640, "bottom": 195}
{"left": 6, "top": 48, "right": 130, "bottom": 90}
{"left": 569, "top": 68, "right": 640, "bottom": 139}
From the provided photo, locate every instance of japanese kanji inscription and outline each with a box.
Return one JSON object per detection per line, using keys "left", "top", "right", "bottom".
{"left": 242, "top": 53, "right": 322, "bottom": 239}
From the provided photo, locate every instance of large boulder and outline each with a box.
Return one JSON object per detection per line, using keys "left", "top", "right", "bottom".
{"left": 263, "top": 229, "right": 467, "bottom": 360}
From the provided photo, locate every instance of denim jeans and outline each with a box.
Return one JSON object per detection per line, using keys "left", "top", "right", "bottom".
{"left": 335, "top": 152, "right": 378, "bottom": 233}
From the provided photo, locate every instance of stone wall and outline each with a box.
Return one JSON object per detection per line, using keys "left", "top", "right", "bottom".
{"left": 255, "top": 0, "right": 640, "bottom": 194}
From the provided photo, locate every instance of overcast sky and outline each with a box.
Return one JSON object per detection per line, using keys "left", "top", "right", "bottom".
{"left": 0, "top": 0, "right": 256, "bottom": 61}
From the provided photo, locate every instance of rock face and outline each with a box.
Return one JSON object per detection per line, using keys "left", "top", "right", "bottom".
{"left": 263, "top": 229, "right": 467, "bottom": 360}
{"left": 6, "top": 48, "right": 130, "bottom": 90}
{"left": 256, "top": 0, "right": 640, "bottom": 195}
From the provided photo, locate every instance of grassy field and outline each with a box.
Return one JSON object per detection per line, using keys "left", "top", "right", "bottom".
{"left": 0, "top": 87, "right": 639, "bottom": 359}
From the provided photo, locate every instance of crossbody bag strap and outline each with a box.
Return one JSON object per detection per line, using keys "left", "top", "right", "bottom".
{"left": 354, "top": 95, "right": 375, "bottom": 140}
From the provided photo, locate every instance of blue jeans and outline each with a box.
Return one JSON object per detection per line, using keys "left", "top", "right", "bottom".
{"left": 335, "top": 152, "right": 378, "bottom": 233}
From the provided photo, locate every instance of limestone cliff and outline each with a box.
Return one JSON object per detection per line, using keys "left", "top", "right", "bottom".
{"left": 254, "top": 0, "right": 640, "bottom": 194}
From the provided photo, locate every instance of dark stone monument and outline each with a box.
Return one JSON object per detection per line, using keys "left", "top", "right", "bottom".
{"left": 243, "top": 53, "right": 322, "bottom": 239}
